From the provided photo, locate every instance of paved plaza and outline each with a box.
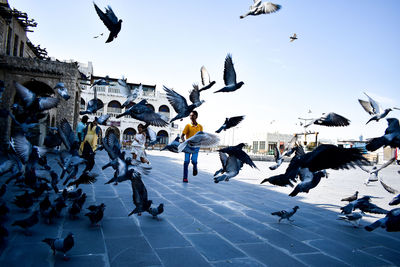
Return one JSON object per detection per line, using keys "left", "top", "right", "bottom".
{"left": 0, "top": 149, "right": 400, "bottom": 266}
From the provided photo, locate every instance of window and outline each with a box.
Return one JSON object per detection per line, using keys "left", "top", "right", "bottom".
{"left": 108, "top": 87, "right": 120, "bottom": 94}
{"left": 13, "top": 34, "right": 19, "bottom": 56}
{"left": 6, "top": 27, "right": 12, "bottom": 55}
{"left": 253, "top": 141, "right": 258, "bottom": 153}
{"left": 259, "top": 141, "right": 266, "bottom": 150}
{"left": 19, "top": 41, "right": 24, "bottom": 57}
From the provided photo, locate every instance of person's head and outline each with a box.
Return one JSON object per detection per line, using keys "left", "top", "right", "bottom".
{"left": 81, "top": 115, "right": 88, "bottom": 124}
{"left": 138, "top": 123, "right": 145, "bottom": 133}
{"left": 93, "top": 118, "right": 98, "bottom": 125}
{"left": 190, "top": 111, "right": 198, "bottom": 123}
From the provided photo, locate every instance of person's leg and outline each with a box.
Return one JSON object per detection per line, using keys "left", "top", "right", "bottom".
{"left": 191, "top": 148, "right": 200, "bottom": 176}
{"left": 183, "top": 152, "right": 190, "bottom": 182}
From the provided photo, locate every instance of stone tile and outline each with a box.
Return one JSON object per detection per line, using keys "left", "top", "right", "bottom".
{"left": 296, "top": 253, "right": 349, "bottom": 267}
{"left": 238, "top": 243, "right": 306, "bottom": 267}
{"left": 362, "top": 246, "right": 400, "bottom": 266}
{"left": 55, "top": 254, "right": 106, "bottom": 267}
{"left": 101, "top": 217, "right": 141, "bottom": 239}
{"left": 0, "top": 242, "right": 49, "bottom": 267}
{"left": 61, "top": 228, "right": 105, "bottom": 255}
{"left": 186, "top": 233, "right": 245, "bottom": 261}
{"left": 167, "top": 216, "right": 213, "bottom": 234}
{"left": 211, "top": 258, "right": 264, "bottom": 267}
{"left": 105, "top": 236, "right": 161, "bottom": 266}
{"left": 156, "top": 247, "right": 210, "bottom": 267}
{"left": 210, "top": 221, "right": 263, "bottom": 244}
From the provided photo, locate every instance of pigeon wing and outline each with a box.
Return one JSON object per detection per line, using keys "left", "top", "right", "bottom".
{"left": 358, "top": 99, "right": 375, "bottom": 115}
{"left": 134, "top": 110, "right": 168, "bottom": 127}
{"left": 14, "top": 81, "right": 35, "bottom": 107}
{"left": 223, "top": 54, "right": 237, "bottom": 86}
{"left": 201, "top": 66, "right": 210, "bottom": 86}
{"left": 226, "top": 116, "right": 245, "bottom": 129}
{"left": 218, "top": 152, "right": 228, "bottom": 168}
{"left": 11, "top": 135, "right": 32, "bottom": 164}
{"left": 189, "top": 84, "right": 201, "bottom": 104}
{"left": 380, "top": 179, "right": 399, "bottom": 194}
{"left": 94, "top": 3, "right": 114, "bottom": 31}
{"left": 313, "top": 112, "right": 350, "bottom": 127}
{"left": 38, "top": 97, "right": 60, "bottom": 111}
{"left": 163, "top": 86, "right": 189, "bottom": 113}
{"left": 364, "top": 92, "right": 381, "bottom": 114}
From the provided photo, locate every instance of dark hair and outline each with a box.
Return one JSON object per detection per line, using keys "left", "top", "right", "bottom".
{"left": 138, "top": 123, "right": 145, "bottom": 129}
{"left": 191, "top": 110, "right": 198, "bottom": 117}
{"left": 82, "top": 115, "right": 88, "bottom": 123}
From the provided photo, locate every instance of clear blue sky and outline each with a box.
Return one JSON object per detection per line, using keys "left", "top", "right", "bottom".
{"left": 12, "top": 0, "right": 400, "bottom": 144}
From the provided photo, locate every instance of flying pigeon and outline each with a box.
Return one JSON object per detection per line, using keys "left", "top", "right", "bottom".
{"left": 42, "top": 233, "right": 74, "bottom": 261}
{"left": 359, "top": 156, "right": 395, "bottom": 185}
{"left": 240, "top": 1, "right": 281, "bottom": 19}
{"left": 93, "top": 3, "right": 122, "bottom": 43}
{"left": 218, "top": 143, "right": 257, "bottom": 169}
{"left": 389, "top": 194, "right": 400, "bottom": 206}
{"left": 214, "top": 152, "right": 243, "bottom": 183}
{"left": 341, "top": 196, "right": 388, "bottom": 215}
{"left": 79, "top": 98, "right": 104, "bottom": 115}
{"left": 366, "top": 118, "right": 400, "bottom": 151}
{"left": 269, "top": 145, "right": 283, "bottom": 170}
{"left": 128, "top": 176, "right": 152, "bottom": 216}
{"left": 288, "top": 169, "right": 327, "bottom": 197}
{"left": 118, "top": 81, "right": 142, "bottom": 108}
{"left": 365, "top": 208, "right": 400, "bottom": 232}
{"left": 304, "top": 112, "right": 350, "bottom": 128}
{"left": 178, "top": 131, "right": 220, "bottom": 153}
{"left": 54, "top": 82, "right": 70, "bottom": 100}
{"left": 290, "top": 33, "right": 298, "bottom": 42}
{"left": 96, "top": 114, "right": 111, "bottom": 125}
{"left": 198, "top": 66, "right": 216, "bottom": 91}
{"left": 116, "top": 99, "right": 168, "bottom": 127}
{"left": 67, "top": 172, "right": 98, "bottom": 188}
{"left": 214, "top": 54, "right": 244, "bottom": 93}
{"left": 358, "top": 92, "right": 400, "bottom": 124}
{"left": 271, "top": 206, "right": 299, "bottom": 223}
{"left": 14, "top": 81, "right": 60, "bottom": 112}
{"left": 163, "top": 85, "right": 204, "bottom": 123}
{"left": 215, "top": 116, "right": 245, "bottom": 133}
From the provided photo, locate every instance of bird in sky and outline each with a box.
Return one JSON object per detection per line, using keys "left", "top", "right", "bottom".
{"left": 119, "top": 81, "right": 142, "bottom": 109}
{"left": 214, "top": 54, "right": 244, "bottom": 93}
{"left": 93, "top": 3, "right": 122, "bottom": 43}
{"left": 240, "top": 1, "right": 281, "bottom": 19}
{"left": 116, "top": 99, "right": 168, "bottom": 127}
{"left": 358, "top": 92, "right": 400, "bottom": 124}
{"left": 215, "top": 116, "right": 245, "bottom": 133}
{"left": 290, "top": 33, "right": 298, "bottom": 42}
{"left": 304, "top": 112, "right": 350, "bottom": 128}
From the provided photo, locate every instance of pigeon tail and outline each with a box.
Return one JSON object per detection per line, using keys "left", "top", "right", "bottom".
{"left": 289, "top": 187, "right": 300, "bottom": 197}
{"left": 215, "top": 126, "right": 224, "bottom": 133}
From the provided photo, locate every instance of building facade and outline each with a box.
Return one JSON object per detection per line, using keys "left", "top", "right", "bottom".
{"left": 78, "top": 62, "right": 180, "bottom": 148}
{"left": 251, "top": 132, "right": 294, "bottom": 155}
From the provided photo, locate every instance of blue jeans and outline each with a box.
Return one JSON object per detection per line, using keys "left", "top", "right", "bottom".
{"left": 183, "top": 147, "right": 200, "bottom": 179}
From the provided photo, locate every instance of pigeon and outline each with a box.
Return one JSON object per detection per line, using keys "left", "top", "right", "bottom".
{"left": 11, "top": 210, "right": 39, "bottom": 235}
{"left": 41, "top": 206, "right": 58, "bottom": 225}
{"left": 116, "top": 99, "right": 168, "bottom": 127}
{"left": 379, "top": 179, "right": 398, "bottom": 194}
{"left": 66, "top": 188, "right": 82, "bottom": 200}
{"left": 67, "top": 172, "right": 98, "bottom": 188}
{"left": 42, "top": 233, "right": 74, "bottom": 261}
{"left": 14, "top": 81, "right": 60, "bottom": 112}
{"left": 128, "top": 176, "right": 152, "bottom": 216}
{"left": 53, "top": 198, "right": 67, "bottom": 217}
{"left": 93, "top": 33, "right": 104, "bottom": 38}
{"left": 389, "top": 194, "right": 400, "bottom": 206}
{"left": 365, "top": 208, "right": 400, "bottom": 232}
{"left": 358, "top": 92, "right": 400, "bottom": 124}
{"left": 144, "top": 124, "right": 158, "bottom": 146}
{"left": 93, "top": 3, "right": 122, "bottom": 43}
{"left": 218, "top": 143, "right": 257, "bottom": 169}
{"left": 304, "top": 112, "right": 350, "bottom": 128}
{"left": 269, "top": 145, "right": 283, "bottom": 170}
{"left": 161, "top": 136, "right": 180, "bottom": 153}
{"left": 366, "top": 118, "right": 400, "bottom": 152}
{"left": 271, "top": 206, "right": 299, "bottom": 223}
{"left": 147, "top": 203, "right": 164, "bottom": 220}
{"left": 341, "top": 191, "right": 359, "bottom": 202}
{"left": 359, "top": 156, "right": 395, "bottom": 185}
{"left": 79, "top": 98, "right": 104, "bottom": 115}
{"left": 198, "top": 66, "right": 216, "bottom": 91}
{"left": 214, "top": 54, "right": 244, "bottom": 93}
{"left": 68, "top": 201, "right": 82, "bottom": 219}
{"left": 341, "top": 196, "right": 388, "bottom": 215}
{"left": 215, "top": 116, "right": 245, "bottom": 133}
{"left": 8, "top": 112, "right": 39, "bottom": 135}
{"left": 178, "top": 131, "right": 220, "bottom": 153}
{"left": 163, "top": 85, "right": 204, "bottom": 123}
{"left": 337, "top": 212, "right": 363, "bottom": 227}
{"left": 96, "top": 114, "right": 111, "bottom": 125}
{"left": 54, "top": 82, "right": 70, "bottom": 100}
{"left": 85, "top": 203, "right": 105, "bottom": 225}
{"left": 214, "top": 152, "right": 243, "bottom": 183}
{"left": 91, "top": 76, "right": 110, "bottom": 88}
{"left": 11, "top": 134, "right": 48, "bottom": 169}
{"left": 240, "top": 0, "right": 281, "bottom": 19}
{"left": 118, "top": 81, "right": 142, "bottom": 108}
{"left": 44, "top": 128, "right": 62, "bottom": 148}
{"left": 12, "top": 190, "right": 34, "bottom": 210}
{"left": 290, "top": 33, "right": 298, "bottom": 42}
{"left": 288, "top": 169, "right": 327, "bottom": 197}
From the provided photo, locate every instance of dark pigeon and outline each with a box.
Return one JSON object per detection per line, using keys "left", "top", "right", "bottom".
{"left": 365, "top": 208, "right": 400, "bottom": 232}
{"left": 85, "top": 203, "right": 106, "bottom": 225}
{"left": 214, "top": 54, "right": 244, "bottom": 93}
{"left": 42, "top": 232, "right": 74, "bottom": 261}
{"left": 271, "top": 206, "right": 299, "bottom": 223}
{"left": 215, "top": 116, "right": 245, "bottom": 133}
{"left": 366, "top": 118, "right": 400, "bottom": 151}
{"left": 93, "top": 3, "right": 122, "bottom": 43}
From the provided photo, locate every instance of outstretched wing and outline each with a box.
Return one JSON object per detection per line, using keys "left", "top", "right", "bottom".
{"left": 94, "top": 3, "right": 116, "bottom": 31}
{"left": 364, "top": 92, "right": 381, "bottom": 114}
{"left": 226, "top": 116, "right": 245, "bottom": 129}
{"left": 223, "top": 54, "right": 237, "bottom": 86}
{"left": 201, "top": 66, "right": 210, "bottom": 86}
{"left": 358, "top": 99, "right": 375, "bottom": 115}
{"left": 189, "top": 84, "right": 200, "bottom": 104}
{"left": 14, "top": 81, "right": 35, "bottom": 107}
{"left": 58, "top": 118, "right": 76, "bottom": 151}
{"left": 163, "top": 85, "right": 189, "bottom": 113}
{"left": 313, "top": 112, "right": 350, "bottom": 127}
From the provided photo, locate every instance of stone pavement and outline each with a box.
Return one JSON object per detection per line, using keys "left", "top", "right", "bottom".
{"left": 1, "top": 149, "right": 400, "bottom": 266}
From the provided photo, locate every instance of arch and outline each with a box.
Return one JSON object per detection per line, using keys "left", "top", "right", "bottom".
{"left": 80, "top": 98, "right": 85, "bottom": 110}
{"left": 158, "top": 105, "right": 170, "bottom": 113}
{"left": 107, "top": 100, "right": 122, "bottom": 113}
{"left": 105, "top": 126, "right": 120, "bottom": 141}
{"left": 123, "top": 127, "right": 136, "bottom": 141}
{"left": 23, "top": 80, "right": 54, "bottom": 96}
{"left": 145, "top": 103, "right": 154, "bottom": 111}
{"left": 157, "top": 130, "right": 169, "bottom": 145}
{"left": 88, "top": 98, "right": 104, "bottom": 114}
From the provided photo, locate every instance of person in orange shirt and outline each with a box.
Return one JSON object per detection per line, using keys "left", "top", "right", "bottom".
{"left": 181, "top": 111, "right": 203, "bottom": 183}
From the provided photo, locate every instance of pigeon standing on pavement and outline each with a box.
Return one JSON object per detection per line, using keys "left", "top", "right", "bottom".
{"left": 93, "top": 3, "right": 122, "bottom": 43}
{"left": 365, "top": 208, "right": 400, "bottom": 232}
{"left": 341, "top": 191, "right": 359, "bottom": 202}
{"left": 215, "top": 116, "right": 245, "bottom": 133}
{"left": 271, "top": 206, "right": 299, "bottom": 223}
{"left": 214, "top": 54, "right": 244, "bottom": 93}
{"left": 240, "top": 0, "right": 281, "bottom": 19}
{"left": 42, "top": 233, "right": 74, "bottom": 261}
{"left": 85, "top": 203, "right": 106, "bottom": 226}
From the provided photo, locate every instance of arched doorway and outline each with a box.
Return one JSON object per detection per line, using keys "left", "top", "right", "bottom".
{"left": 105, "top": 126, "right": 120, "bottom": 141}
{"left": 158, "top": 105, "right": 170, "bottom": 120}
{"left": 80, "top": 98, "right": 86, "bottom": 111}
{"left": 157, "top": 130, "right": 169, "bottom": 145}
{"left": 107, "top": 100, "right": 122, "bottom": 116}
{"left": 11, "top": 80, "right": 54, "bottom": 145}
{"left": 122, "top": 127, "right": 136, "bottom": 148}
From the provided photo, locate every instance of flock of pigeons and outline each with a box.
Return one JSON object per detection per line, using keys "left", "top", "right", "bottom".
{"left": 0, "top": 0, "right": 399, "bottom": 262}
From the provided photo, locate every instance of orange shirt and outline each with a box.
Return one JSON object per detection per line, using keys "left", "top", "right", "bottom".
{"left": 182, "top": 123, "right": 203, "bottom": 139}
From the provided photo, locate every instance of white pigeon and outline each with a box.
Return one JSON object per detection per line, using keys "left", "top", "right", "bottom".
{"left": 178, "top": 131, "right": 220, "bottom": 153}
{"left": 240, "top": 1, "right": 281, "bottom": 19}
{"left": 118, "top": 79, "right": 142, "bottom": 108}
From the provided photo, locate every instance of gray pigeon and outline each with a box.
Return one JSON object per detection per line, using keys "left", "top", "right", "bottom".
{"left": 288, "top": 169, "right": 327, "bottom": 197}
{"left": 93, "top": 3, "right": 122, "bottom": 43}
{"left": 290, "top": 33, "right": 298, "bottom": 42}
{"left": 214, "top": 152, "right": 243, "bottom": 183}
{"left": 366, "top": 118, "right": 400, "bottom": 151}
{"left": 304, "top": 112, "right": 350, "bottom": 128}
{"left": 359, "top": 156, "right": 395, "bottom": 185}
{"left": 116, "top": 99, "right": 168, "bottom": 127}
{"left": 178, "top": 131, "right": 220, "bottom": 153}
{"left": 269, "top": 145, "right": 283, "bottom": 170}
{"left": 147, "top": 203, "right": 164, "bottom": 220}
{"left": 337, "top": 212, "right": 363, "bottom": 227}
{"left": 54, "top": 82, "right": 70, "bottom": 100}
{"left": 358, "top": 92, "right": 400, "bottom": 124}
{"left": 341, "top": 191, "right": 358, "bottom": 202}
{"left": 42, "top": 232, "right": 74, "bottom": 261}
{"left": 118, "top": 81, "right": 142, "bottom": 108}
{"left": 240, "top": 0, "right": 281, "bottom": 19}
{"left": 389, "top": 194, "right": 400, "bottom": 206}
{"left": 96, "top": 114, "right": 111, "bottom": 125}
{"left": 199, "top": 66, "right": 216, "bottom": 91}
{"left": 163, "top": 85, "right": 204, "bottom": 123}
{"left": 271, "top": 206, "right": 299, "bottom": 223}
{"left": 214, "top": 54, "right": 244, "bottom": 93}
{"left": 341, "top": 196, "right": 388, "bottom": 215}
{"left": 79, "top": 98, "right": 104, "bottom": 115}
{"left": 365, "top": 208, "right": 400, "bottom": 232}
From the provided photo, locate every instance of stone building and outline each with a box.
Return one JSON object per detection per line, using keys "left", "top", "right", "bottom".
{"left": 0, "top": 0, "right": 82, "bottom": 145}
{"left": 79, "top": 62, "right": 180, "bottom": 148}
{"left": 251, "top": 132, "right": 294, "bottom": 155}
